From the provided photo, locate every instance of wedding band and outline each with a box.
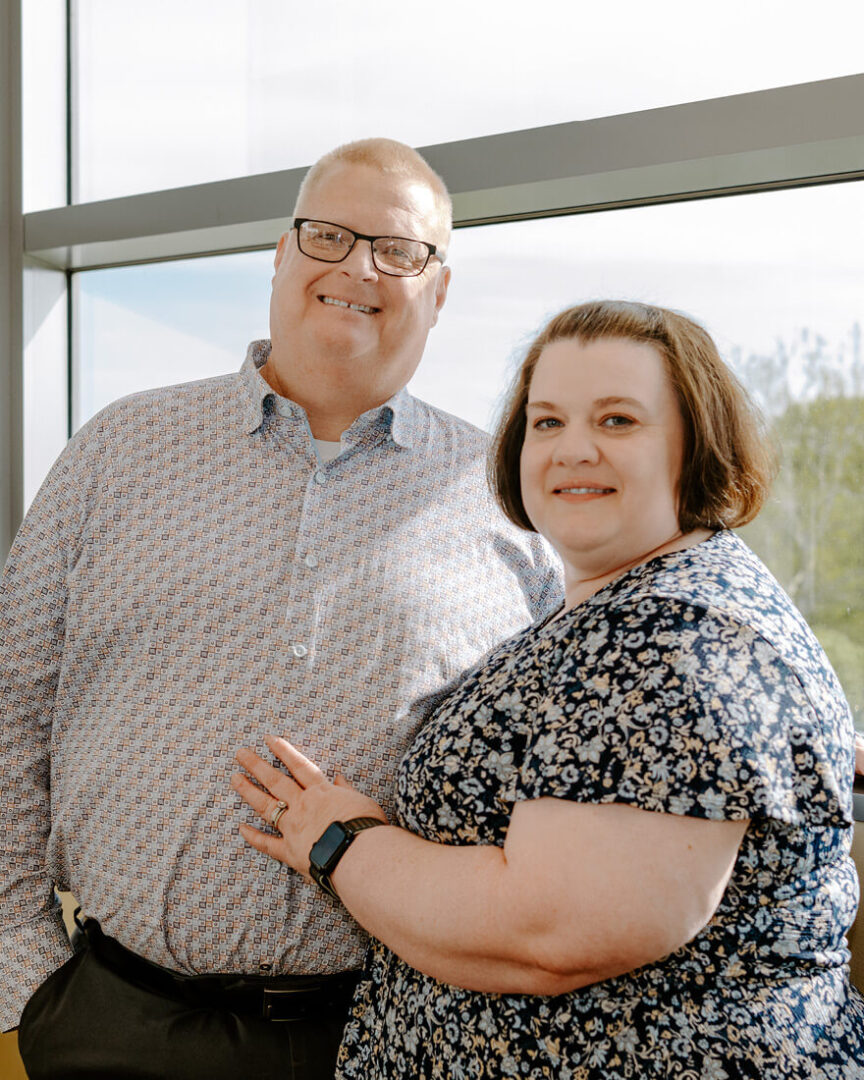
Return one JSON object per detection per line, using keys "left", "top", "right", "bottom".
{"left": 270, "top": 800, "right": 288, "bottom": 829}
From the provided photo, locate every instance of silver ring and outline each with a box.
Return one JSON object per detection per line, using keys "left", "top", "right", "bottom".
{"left": 270, "top": 800, "right": 288, "bottom": 829}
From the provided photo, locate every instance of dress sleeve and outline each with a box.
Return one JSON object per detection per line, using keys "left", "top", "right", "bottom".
{"left": 514, "top": 597, "right": 852, "bottom": 829}
{"left": 0, "top": 414, "right": 105, "bottom": 1030}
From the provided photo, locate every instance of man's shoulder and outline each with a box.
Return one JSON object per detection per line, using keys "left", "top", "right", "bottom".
{"left": 100, "top": 370, "right": 244, "bottom": 420}
{"left": 404, "top": 395, "right": 491, "bottom": 453}
{"left": 82, "top": 371, "right": 250, "bottom": 445}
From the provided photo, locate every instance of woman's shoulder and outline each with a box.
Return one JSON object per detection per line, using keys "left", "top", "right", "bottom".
{"left": 612, "top": 530, "right": 784, "bottom": 616}
{"left": 599, "top": 531, "right": 821, "bottom": 664}
{"left": 554, "top": 532, "right": 848, "bottom": 720}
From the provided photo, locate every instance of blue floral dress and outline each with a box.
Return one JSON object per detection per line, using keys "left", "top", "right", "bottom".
{"left": 336, "top": 531, "right": 864, "bottom": 1079}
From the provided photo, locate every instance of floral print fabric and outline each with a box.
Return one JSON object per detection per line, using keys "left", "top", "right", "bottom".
{"left": 337, "top": 532, "right": 864, "bottom": 1079}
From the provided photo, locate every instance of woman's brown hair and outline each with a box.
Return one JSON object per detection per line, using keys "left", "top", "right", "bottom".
{"left": 489, "top": 300, "right": 777, "bottom": 533}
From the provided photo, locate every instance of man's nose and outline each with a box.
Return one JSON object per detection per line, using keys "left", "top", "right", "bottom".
{"left": 340, "top": 238, "right": 379, "bottom": 280}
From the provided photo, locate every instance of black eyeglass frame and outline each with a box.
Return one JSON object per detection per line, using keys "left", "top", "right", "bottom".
{"left": 292, "top": 218, "right": 441, "bottom": 277}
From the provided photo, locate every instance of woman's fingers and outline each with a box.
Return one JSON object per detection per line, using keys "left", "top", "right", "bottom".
{"left": 231, "top": 770, "right": 288, "bottom": 825}
{"left": 235, "top": 745, "right": 302, "bottom": 796}
{"left": 264, "top": 735, "right": 327, "bottom": 786}
{"left": 233, "top": 738, "right": 334, "bottom": 835}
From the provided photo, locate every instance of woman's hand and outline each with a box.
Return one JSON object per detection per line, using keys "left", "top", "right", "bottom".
{"left": 855, "top": 732, "right": 864, "bottom": 778}
{"left": 232, "top": 735, "right": 387, "bottom": 877}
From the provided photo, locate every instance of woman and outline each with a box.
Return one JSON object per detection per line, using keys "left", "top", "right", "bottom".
{"left": 233, "top": 301, "right": 864, "bottom": 1078}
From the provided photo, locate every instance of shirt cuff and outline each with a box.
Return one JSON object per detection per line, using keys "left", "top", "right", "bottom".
{"left": 0, "top": 905, "right": 72, "bottom": 1032}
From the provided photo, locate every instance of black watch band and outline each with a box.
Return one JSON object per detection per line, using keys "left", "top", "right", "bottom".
{"left": 309, "top": 817, "right": 386, "bottom": 899}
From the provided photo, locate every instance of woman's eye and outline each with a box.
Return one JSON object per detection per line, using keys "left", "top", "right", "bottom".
{"left": 600, "top": 415, "right": 634, "bottom": 429}
{"left": 533, "top": 417, "right": 562, "bottom": 430}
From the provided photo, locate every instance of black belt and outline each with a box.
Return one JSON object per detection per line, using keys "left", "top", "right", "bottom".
{"left": 78, "top": 916, "right": 361, "bottom": 1023}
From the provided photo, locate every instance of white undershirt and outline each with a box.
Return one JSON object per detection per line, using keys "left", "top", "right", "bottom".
{"left": 313, "top": 438, "right": 342, "bottom": 464}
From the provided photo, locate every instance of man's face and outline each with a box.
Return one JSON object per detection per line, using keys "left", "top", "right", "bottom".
{"left": 269, "top": 162, "right": 450, "bottom": 406}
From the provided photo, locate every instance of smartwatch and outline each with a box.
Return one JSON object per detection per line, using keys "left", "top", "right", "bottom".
{"left": 308, "top": 817, "right": 386, "bottom": 898}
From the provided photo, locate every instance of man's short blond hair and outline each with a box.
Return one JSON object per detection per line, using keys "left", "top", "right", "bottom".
{"left": 293, "top": 137, "right": 452, "bottom": 256}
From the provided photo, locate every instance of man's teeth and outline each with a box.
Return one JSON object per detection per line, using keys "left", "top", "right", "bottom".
{"left": 321, "top": 296, "right": 376, "bottom": 314}
{"left": 558, "top": 487, "right": 612, "bottom": 494}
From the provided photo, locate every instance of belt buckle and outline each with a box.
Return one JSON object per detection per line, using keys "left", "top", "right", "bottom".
{"left": 262, "top": 984, "right": 317, "bottom": 1023}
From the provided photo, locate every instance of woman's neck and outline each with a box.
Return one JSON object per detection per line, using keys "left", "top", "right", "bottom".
{"left": 561, "top": 528, "right": 714, "bottom": 613}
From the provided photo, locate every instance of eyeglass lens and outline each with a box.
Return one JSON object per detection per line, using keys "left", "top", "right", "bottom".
{"left": 297, "top": 221, "right": 430, "bottom": 276}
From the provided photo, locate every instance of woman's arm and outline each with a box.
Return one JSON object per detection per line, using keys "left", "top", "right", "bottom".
{"left": 233, "top": 737, "right": 747, "bottom": 996}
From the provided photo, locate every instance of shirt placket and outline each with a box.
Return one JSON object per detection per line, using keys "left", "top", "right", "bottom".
{"left": 271, "top": 408, "right": 343, "bottom": 672}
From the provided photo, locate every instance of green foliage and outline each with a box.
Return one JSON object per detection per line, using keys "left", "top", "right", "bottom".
{"left": 739, "top": 391, "right": 864, "bottom": 730}
{"left": 809, "top": 625, "right": 864, "bottom": 734}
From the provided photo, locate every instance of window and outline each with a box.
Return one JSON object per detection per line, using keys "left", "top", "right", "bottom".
{"left": 73, "top": 0, "right": 864, "bottom": 201}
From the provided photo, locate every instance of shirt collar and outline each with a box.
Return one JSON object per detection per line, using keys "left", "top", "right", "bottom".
{"left": 237, "top": 340, "right": 419, "bottom": 450}
{"left": 237, "top": 340, "right": 281, "bottom": 434}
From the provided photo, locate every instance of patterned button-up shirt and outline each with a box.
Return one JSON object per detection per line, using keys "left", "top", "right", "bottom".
{"left": 0, "top": 342, "right": 562, "bottom": 1029}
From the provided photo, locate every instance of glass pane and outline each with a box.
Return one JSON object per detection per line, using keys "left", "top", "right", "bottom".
{"left": 22, "top": 0, "right": 67, "bottom": 212}
{"left": 73, "top": 0, "right": 864, "bottom": 201}
{"left": 73, "top": 181, "right": 864, "bottom": 727}
{"left": 73, "top": 253, "right": 272, "bottom": 426}
{"left": 23, "top": 264, "right": 68, "bottom": 508}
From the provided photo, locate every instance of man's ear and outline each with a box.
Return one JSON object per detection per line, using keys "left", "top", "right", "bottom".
{"left": 430, "top": 265, "right": 451, "bottom": 328}
{"left": 273, "top": 232, "right": 290, "bottom": 270}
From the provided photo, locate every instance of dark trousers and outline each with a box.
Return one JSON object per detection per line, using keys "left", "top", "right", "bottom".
{"left": 18, "top": 923, "right": 357, "bottom": 1080}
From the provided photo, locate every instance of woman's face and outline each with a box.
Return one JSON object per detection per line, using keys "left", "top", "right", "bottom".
{"left": 519, "top": 336, "right": 685, "bottom": 588}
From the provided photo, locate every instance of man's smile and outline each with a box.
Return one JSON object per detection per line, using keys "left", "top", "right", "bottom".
{"left": 318, "top": 294, "right": 380, "bottom": 314}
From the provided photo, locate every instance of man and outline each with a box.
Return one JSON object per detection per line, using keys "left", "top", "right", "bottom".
{"left": 0, "top": 139, "right": 561, "bottom": 1078}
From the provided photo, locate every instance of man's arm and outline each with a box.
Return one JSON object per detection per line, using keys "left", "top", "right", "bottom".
{"left": 0, "top": 421, "right": 101, "bottom": 1031}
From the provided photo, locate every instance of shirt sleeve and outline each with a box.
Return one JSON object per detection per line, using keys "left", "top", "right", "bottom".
{"left": 515, "top": 597, "right": 852, "bottom": 829}
{"left": 523, "top": 535, "right": 565, "bottom": 623}
{"left": 0, "top": 415, "right": 104, "bottom": 1030}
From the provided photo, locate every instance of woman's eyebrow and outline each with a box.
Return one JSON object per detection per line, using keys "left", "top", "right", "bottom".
{"left": 593, "top": 396, "right": 643, "bottom": 408}
{"left": 526, "top": 396, "right": 644, "bottom": 411}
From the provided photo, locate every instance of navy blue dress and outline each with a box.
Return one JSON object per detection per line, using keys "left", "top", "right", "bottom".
{"left": 337, "top": 532, "right": 864, "bottom": 1079}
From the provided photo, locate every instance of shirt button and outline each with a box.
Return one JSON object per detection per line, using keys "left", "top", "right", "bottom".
{"left": 314, "top": 470, "right": 327, "bottom": 484}
{"left": 291, "top": 644, "right": 308, "bottom": 658}
{"left": 303, "top": 553, "right": 318, "bottom": 569}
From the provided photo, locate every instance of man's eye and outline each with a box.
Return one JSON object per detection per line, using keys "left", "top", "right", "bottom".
{"left": 309, "top": 227, "right": 346, "bottom": 245}
{"left": 377, "top": 241, "right": 415, "bottom": 266}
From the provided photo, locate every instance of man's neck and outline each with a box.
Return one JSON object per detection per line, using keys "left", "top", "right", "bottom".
{"left": 260, "top": 351, "right": 393, "bottom": 441}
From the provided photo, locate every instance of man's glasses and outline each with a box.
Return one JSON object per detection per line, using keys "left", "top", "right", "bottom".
{"left": 293, "top": 218, "right": 440, "bottom": 278}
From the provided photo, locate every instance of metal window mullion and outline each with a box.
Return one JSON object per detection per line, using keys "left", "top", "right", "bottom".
{"left": 21, "top": 74, "right": 864, "bottom": 273}
{"left": 1, "top": 0, "right": 24, "bottom": 560}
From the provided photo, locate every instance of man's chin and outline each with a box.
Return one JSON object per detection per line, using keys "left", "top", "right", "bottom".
{"left": 313, "top": 327, "right": 378, "bottom": 359}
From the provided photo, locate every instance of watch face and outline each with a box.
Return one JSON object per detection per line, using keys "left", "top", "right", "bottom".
{"left": 310, "top": 822, "right": 349, "bottom": 873}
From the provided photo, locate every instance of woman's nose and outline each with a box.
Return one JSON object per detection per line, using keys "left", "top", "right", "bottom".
{"left": 553, "top": 426, "right": 601, "bottom": 466}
